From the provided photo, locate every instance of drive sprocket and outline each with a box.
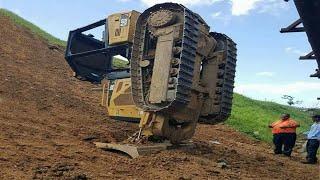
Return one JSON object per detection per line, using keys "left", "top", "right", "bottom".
{"left": 147, "top": 9, "right": 176, "bottom": 28}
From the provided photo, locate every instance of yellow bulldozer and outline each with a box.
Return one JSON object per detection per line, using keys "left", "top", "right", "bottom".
{"left": 65, "top": 3, "right": 237, "bottom": 156}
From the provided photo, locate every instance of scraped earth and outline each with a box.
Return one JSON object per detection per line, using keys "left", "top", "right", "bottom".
{"left": 0, "top": 14, "right": 319, "bottom": 179}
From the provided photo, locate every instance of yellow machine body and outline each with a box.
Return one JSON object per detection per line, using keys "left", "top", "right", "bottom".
{"left": 107, "top": 11, "right": 140, "bottom": 45}
{"left": 101, "top": 78, "right": 142, "bottom": 120}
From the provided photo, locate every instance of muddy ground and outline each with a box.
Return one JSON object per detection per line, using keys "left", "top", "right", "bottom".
{"left": 0, "top": 14, "right": 319, "bottom": 179}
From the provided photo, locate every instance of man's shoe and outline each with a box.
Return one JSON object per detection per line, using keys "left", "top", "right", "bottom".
{"left": 301, "top": 161, "right": 317, "bottom": 164}
{"left": 274, "top": 151, "right": 282, "bottom": 155}
{"left": 283, "top": 153, "right": 291, "bottom": 157}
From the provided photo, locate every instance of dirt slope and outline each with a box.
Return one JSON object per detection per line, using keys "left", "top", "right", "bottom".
{"left": 0, "top": 14, "right": 319, "bottom": 179}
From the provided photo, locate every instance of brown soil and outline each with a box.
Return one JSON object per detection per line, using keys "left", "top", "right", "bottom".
{"left": 0, "top": 14, "right": 319, "bottom": 180}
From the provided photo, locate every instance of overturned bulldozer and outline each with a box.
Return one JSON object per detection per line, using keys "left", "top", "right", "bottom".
{"left": 65, "top": 3, "right": 237, "bottom": 145}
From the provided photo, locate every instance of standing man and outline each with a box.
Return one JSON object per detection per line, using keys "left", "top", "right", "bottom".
{"left": 302, "top": 115, "right": 320, "bottom": 164}
{"left": 269, "top": 114, "right": 300, "bottom": 156}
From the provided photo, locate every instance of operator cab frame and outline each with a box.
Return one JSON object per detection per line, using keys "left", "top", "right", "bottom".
{"left": 65, "top": 11, "right": 140, "bottom": 83}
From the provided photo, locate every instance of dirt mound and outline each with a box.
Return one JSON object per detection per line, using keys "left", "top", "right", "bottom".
{"left": 0, "top": 14, "right": 318, "bottom": 179}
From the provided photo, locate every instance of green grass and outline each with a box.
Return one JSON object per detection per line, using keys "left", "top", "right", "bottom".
{"left": 0, "top": 9, "right": 66, "bottom": 47}
{"left": 113, "top": 57, "right": 130, "bottom": 69}
{"left": 227, "top": 94, "right": 314, "bottom": 142}
{"left": 1, "top": 8, "right": 316, "bottom": 143}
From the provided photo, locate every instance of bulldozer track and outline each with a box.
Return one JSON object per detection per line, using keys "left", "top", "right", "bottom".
{"left": 131, "top": 3, "right": 202, "bottom": 112}
{"left": 201, "top": 33, "right": 237, "bottom": 123}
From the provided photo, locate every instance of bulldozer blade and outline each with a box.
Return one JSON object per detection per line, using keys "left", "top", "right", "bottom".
{"left": 94, "top": 142, "right": 172, "bottom": 158}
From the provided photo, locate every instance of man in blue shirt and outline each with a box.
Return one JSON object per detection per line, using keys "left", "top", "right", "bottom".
{"left": 303, "top": 115, "right": 320, "bottom": 164}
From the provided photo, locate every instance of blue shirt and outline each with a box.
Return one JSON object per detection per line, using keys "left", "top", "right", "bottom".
{"left": 307, "top": 122, "right": 320, "bottom": 140}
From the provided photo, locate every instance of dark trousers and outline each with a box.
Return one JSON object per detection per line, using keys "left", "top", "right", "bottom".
{"left": 273, "top": 133, "right": 296, "bottom": 156}
{"left": 306, "top": 139, "right": 320, "bottom": 163}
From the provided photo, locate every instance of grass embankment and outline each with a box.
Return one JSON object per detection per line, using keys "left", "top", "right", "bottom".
{"left": 0, "top": 9, "right": 66, "bottom": 46}
{"left": 0, "top": 9, "right": 129, "bottom": 67}
{"left": 1, "top": 9, "right": 315, "bottom": 143}
{"left": 227, "top": 94, "right": 313, "bottom": 142}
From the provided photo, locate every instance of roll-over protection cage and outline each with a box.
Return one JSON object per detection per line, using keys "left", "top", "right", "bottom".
{"left": 65, "top": 19, "right": 131, "bottom": 83}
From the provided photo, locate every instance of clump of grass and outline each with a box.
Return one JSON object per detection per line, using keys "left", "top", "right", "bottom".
{"left": 0, "top": 9, "right": 66, "bottom": 47}
{"left": 227, "top": 94, "right": 313, "bottom": 142}
{"left": 112, "top": 57, "right": 129, "bottom": 69}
